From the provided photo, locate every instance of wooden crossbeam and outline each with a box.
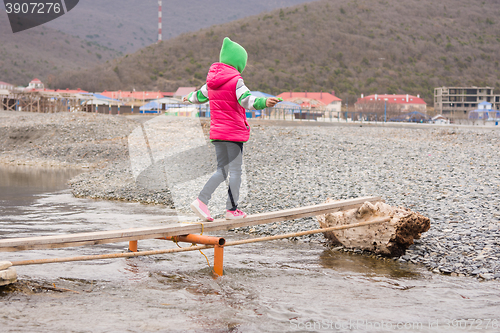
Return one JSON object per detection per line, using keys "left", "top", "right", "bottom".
{"left": 0, "top": 196, "right": 382, "bottom": 252}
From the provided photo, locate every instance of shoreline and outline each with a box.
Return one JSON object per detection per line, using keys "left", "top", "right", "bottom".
{"left": 1, "top": 111, "right": 499, "bottom": 280}
{"left": 247, "top": 117, "right": 500, "bottom": 130}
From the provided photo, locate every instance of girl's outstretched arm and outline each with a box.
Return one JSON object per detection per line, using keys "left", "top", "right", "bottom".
{"left": 236, "top": 79, "right": 281, "bottom": 110}
{"left": 183, "top": 84, "right": 209, "bottom": 104}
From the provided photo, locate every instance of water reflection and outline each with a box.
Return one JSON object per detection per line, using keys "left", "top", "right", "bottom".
{"left": 319, "top": 249, "right": 421, "bottom": 279}
{"left": 0, "top": 165, "right": 82, "bottom": 191}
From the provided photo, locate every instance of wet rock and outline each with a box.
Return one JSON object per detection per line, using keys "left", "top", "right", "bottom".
{"left": 0, "top": 266, "right": 17, "bottom": 286}
{"left": 480, "top": 273, "right": 494, "bottom": 280}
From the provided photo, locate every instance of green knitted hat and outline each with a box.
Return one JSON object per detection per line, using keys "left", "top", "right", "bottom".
{"left": 219, "top": 37, "right": 248, "bottom": 73}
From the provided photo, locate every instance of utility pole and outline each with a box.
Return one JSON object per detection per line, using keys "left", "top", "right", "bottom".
{"left": 384, "top": 99, "right": 387, "bottom": 122}
{"left": 345, "top": 97, "right": 348, "bottom": 122}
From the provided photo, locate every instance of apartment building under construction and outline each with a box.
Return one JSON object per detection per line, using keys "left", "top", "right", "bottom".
{"left": 434, "top": 86, "right": 500, "bottom": 115}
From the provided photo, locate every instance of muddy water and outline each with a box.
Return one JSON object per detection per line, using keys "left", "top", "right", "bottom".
{"left": 1, "top": 167, "right": 499, "bottom": 333}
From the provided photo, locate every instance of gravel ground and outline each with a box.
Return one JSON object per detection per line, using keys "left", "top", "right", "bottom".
{"left": 0, "top": 111, "right": 136, "bottom": 168}
{"left": 242, "top": 123, "right": 500, "bottom": 281}
{"left": 1, "top": 111, "right": 499, "bottom": 280}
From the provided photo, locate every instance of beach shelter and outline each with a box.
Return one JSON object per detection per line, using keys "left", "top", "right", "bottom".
{"left": 469, "top": 102, "right": 500, "bottom": 121}
{"left": 81, "top": 93, "right": 120, "bottom": 105}
{"left": 140, "top": 100, "right": 161, "bottom": 112}
{"left": 140, "top": 97, "right": 184, "bottom": 113}
{"left": 274, "top": 100, "right": 302, "bottom": 113}
{"left": 79, "top": 93, "right": 121, "bottom": 113}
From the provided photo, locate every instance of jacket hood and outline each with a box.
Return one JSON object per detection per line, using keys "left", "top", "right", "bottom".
{"left": 207, "top": 63, "right": 241, "bottom": 90}
{"left": 219, "top": 37, "right": 247, "bottom": 73}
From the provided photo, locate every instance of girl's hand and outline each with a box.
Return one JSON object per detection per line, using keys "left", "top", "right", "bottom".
{"left": 266, "top": 97, "right": 280, "bottom": 107}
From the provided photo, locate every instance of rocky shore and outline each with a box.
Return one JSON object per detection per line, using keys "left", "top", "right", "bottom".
{"left": 1, "top": 111, "right": 499, "bottom": 280}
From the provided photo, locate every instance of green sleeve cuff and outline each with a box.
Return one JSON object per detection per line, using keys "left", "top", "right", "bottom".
{"left": 187, "top": 90, "right": 209, "bottom": 104}
{"left": 196, "top": 90, "right": 209, "bottom": 103}
{"left": 253, "top": 97, "right": 268, "bottom": 110}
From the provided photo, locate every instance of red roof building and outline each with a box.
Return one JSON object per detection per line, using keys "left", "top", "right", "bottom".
{"left": 0, "top": 81, "right": 14, "bottom": 90}
{"left": 174, "top": 87, "right": 196, "bottom": 99}
{"left": 355, "top": 94, "right": 427, "bottom": 113}
{"left": 54, "top": 88, "right": 88, "bottom": 94}
{"left": 22, "top": 86, "right": 88, "bottom": 94}
{"left": 101, "top": 90, "right": 167, "bottom": 101}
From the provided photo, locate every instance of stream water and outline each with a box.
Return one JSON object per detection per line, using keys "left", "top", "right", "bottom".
{"left": 0, "top": 166, "right": 499, "bottom": 333}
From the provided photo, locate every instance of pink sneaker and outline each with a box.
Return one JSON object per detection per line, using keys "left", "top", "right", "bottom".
{"left": 190, "top": 198, "right": 214, "bottom": 222}
{"left": 225, "top": 209, "right": 247, "bottom": 220}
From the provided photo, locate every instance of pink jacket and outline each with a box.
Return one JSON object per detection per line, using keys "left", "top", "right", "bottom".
{"left": 207, "top": 63, "right": 250, "bottom": 142}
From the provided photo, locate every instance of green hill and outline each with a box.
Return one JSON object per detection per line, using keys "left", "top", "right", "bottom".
{"left": 53, "top": 0, "right": 500, "bottom": 104}
{"left": 0, "top": 15, "right": 120, "bottom": 87}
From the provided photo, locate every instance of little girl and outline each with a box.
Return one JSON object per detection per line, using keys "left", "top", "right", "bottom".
{"left": 184, "top": 37, "right": 279, "bottom": 221}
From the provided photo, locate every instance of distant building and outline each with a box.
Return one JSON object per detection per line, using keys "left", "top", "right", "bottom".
{"left": 174, "top": 87, "right": 196, "bottom": 99}
{"left": 277, "top": 92, "right": 342, "bottom": 111}
{"left": 0, "top": 81, "right": 14, "bottom": 90}
{"left": 100, "top": 90, "right": 166, "bottom": 102}
{"left": 54, "top": 88, "right": 88, "bottom": 94}
{"left": 355, "top": 94, "right": 427, "bottom": 113}
{"left": 27, "top": 78, "right": 44, "bottom": 90}
{"left": 432, "top": 114, "right": 450, "bottom": 124}
{"left": 468, "top": 101, "right": 500, "bottom": 121}
{"left": 478, "top": 101, "right": 493, "bottom": 110}
{"left": 434, "top": 86, "right": 500, "bottom": 115}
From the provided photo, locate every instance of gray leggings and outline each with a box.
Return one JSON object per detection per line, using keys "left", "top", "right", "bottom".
{"left": 198, "top": 141, "right": 243, "bottom": 210}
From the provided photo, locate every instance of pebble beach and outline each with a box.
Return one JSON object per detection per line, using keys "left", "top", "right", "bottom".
{"left": 1, "top": 111, "right": 499, "bottom": 280}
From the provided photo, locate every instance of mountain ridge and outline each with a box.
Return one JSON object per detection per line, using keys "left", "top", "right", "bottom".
{"left": 42, "top": 0, "right": 315, "bottom": 54}
{"left": 0, "top": 0, "right": 314, "bottom": 86}
{"left": 0, "top": 13, "right": 120, "bottom": 86}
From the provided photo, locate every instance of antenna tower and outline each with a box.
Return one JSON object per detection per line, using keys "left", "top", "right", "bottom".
{"left": 158, "top": 0, "right": 162, "bottom": 42}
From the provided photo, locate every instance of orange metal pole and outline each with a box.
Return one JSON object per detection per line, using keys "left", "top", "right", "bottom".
{"left": 161, "top": 234, "right": 225, "bottom": 246}
{"left": 213, "top": 244, "right": 224, "bottom": 277}
{"left": 129, "top": 240, "right": 138, "bottom": 252}
{"left": 161, "top": 234, "right": 225, "bottom": 277}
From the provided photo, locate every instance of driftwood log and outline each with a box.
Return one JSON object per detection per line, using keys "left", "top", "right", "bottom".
{"left": 316, "top": 200, "right": 430, "bottom": 257}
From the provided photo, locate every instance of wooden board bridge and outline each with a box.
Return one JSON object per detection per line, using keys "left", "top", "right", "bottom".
{"left": 0, "top": 196, "right": 385, "bottom": 277}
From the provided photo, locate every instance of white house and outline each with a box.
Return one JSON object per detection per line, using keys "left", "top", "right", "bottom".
{"left": 27, "top": 78, "right": 44, "bottom": 90}
{"left": 432, "top": 114, "right": 450, "bottom": 124}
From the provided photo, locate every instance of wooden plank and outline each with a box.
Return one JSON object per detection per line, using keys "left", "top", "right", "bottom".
{"left": 0, "top": 203, "right": 370, "bottom": 251}
{"left": 10, "top": 218, "right": 392, "bottom": 266}
{"left": 0, "top": 225, "right": 198, "bottom": 251}
{"left": 0, "top": 196, "right": 382, "bottom": 252}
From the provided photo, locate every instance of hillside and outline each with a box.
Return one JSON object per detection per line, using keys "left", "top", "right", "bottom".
{"left": 0, "top": 14, "right": 120, "bottom": 87}
{"left": 53, "top": 0, "right": 500, "bottom": 104}
{"left": 40, "top": 0, "right": 315, "bottom": 54}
